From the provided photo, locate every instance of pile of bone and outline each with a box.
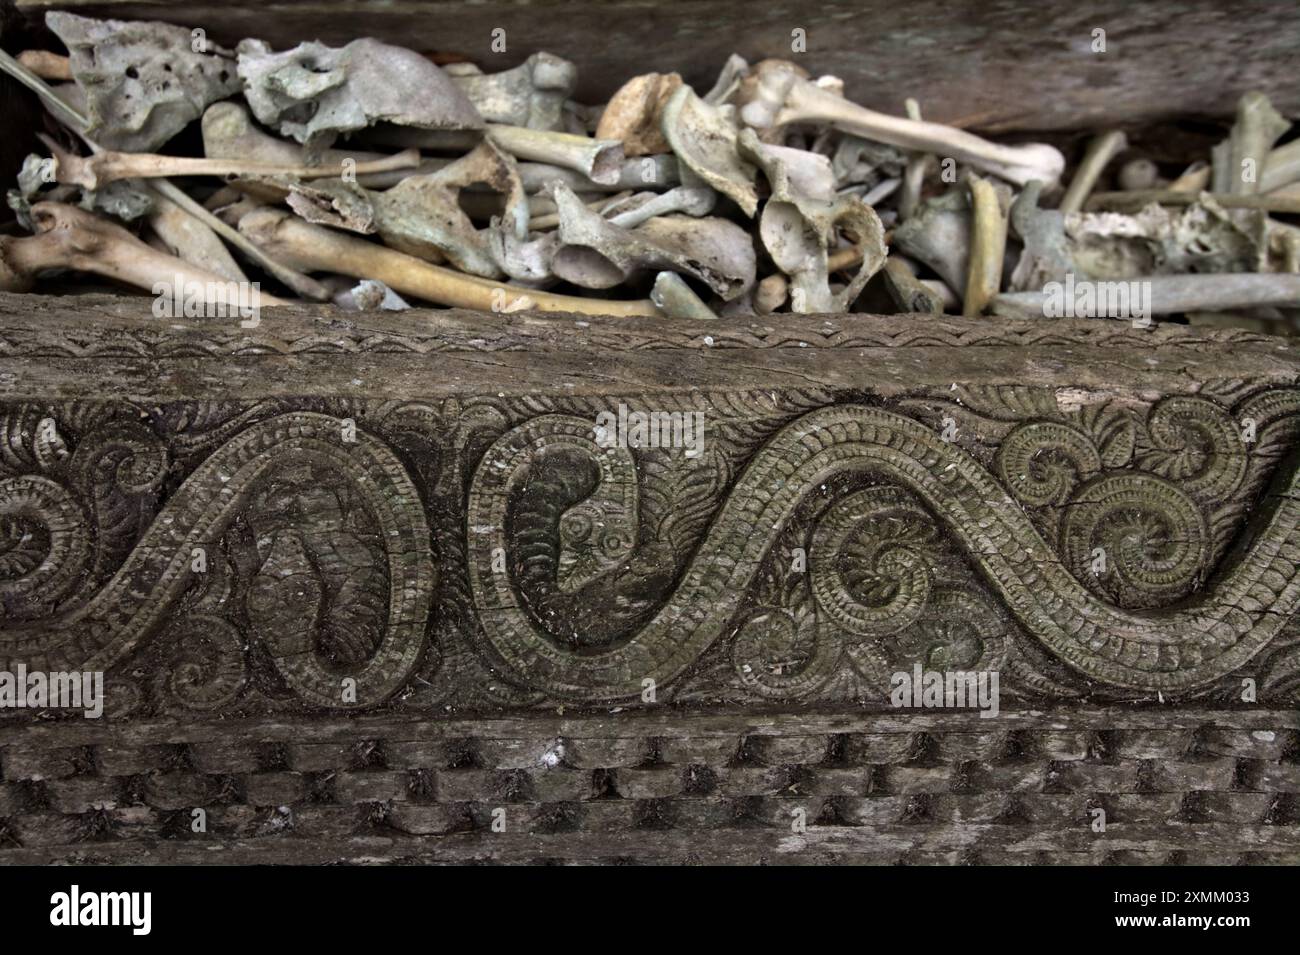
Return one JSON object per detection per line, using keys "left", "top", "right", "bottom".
{"left": 4, "top": 11, "right": 1300, "bottom": 327}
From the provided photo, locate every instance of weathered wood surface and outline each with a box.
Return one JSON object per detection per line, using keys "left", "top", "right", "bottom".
{"left": 1, "top": 709, "right": 1297, "bottom": 864}
{"left": 13, "top": 0, "right": 1300, "bottom": 132}
{"left": 2, "top": 293, "right": 1300, "bottom": 863}
{"left": 4, "top": 291, "right": 1300, "bottom": 397}
{"left": 3, "top": 826, "right": 1298, "bottom": 866}
{"left": 2, "top": 292, "right": 1300, "bottom": 711}
{"left": 5, "top": 706, "right": 1299, "bottom": 748}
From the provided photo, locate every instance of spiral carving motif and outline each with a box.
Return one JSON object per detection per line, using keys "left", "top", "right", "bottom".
{"left": 154, "top": 614, "right": 247, "bottom": 711}
{"left": 809, "top": 486, "right": 935, "bottom": 636}
{"left": 1, "top": 390, "right": 1297, "bottom": 709}
{"left": 469, "top": 403, "right": 1300, "bottom": 699}
{"left": 1140, "top": 396, "right": 1246, "bottom": 504}
{"left": 995, "top": 421, "right": 1101, "bottom": 507}
{"left": 70, "top": 421, "right": 169, "bottom": 497}
{"left": 0, "top": 413, "right": 434, "bottom": 708}
{"left": 731, "top": 604, "right": 843, "bottom": 698}
{"left": 1060, "top": 472, "right": 1208, "bottom": 609}
{"left": 0, "top": 475, "right": 89, "bottom": 615}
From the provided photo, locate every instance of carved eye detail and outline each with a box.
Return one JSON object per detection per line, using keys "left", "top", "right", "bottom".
{"left": 600, "top": 530, "right": 631, "bottom": 557}
{"left": 560, "top": 510, "right": 593, "bottom": 544}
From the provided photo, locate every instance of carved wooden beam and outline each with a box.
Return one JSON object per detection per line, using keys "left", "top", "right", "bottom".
{"left": 1, "top": 294, "right": 1299, "bottom": 862}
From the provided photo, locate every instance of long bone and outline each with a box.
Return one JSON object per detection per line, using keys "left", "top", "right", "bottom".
{"left": 0, "top": 201, "right": 289, "bottom": 307}
{"left": 604, "top": 186, "right": 716, "bottom": 229}
{"left": 0, "top": 48, "right": 330, "bottom": 301}
{"left": 898, "top": 98, "right": 933, "bottom": 221}
{"left": 1214, "top": 91, "right": 1290, "bottom": 196}
{"left": 1058, "top": 131, "right": 1128, "bottom": 214}
{"left": 148, "top": 192, "right": 248, "bottom": 283}
{"left": 486, "top": 125, "right": 625, "bottom": 186}
{"left": 238, "top": 207, "right": 657, "bottom": 317}
{"left": 354, "top": 120, "right": 681, "bottom": 190}
{"left": 992, "top": 273, "right": 1300, "bottom": 319}
{"left": 883, "top": 256, "right": 944, "bottom": 314}
{"left": 1262, "top": 140, "right": 1300, "bottom": 193}
{"left": 16, "top": 50, "right": 71, "bottom": 80}
{"left": 40, "top": 134, "right": 421, "bottom": 191}
{"left": 963, "top": 175, "right": 1011, "bottom": 316}
{"left": 739, "top": 62, "right": 1065, "bottom": 187}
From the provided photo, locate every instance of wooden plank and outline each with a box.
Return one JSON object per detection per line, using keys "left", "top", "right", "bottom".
{"left": 2, "top": 293, "right": 1297, "bottom": 399}
{"left": 2, "top": 708, "right": 1299, "bottom": 747}
{"left": 4, "top": 825, "right": 1300, "bottom": 866}
{"left": 13, "top": 0, "right": 1300, "bottom": 131}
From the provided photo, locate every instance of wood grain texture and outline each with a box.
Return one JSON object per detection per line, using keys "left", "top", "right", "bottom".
{"left": 5, "top": 0, "right": 1300, "bottom": 865}
{"left": 2, "top": 294, "right": 1300, "bottom": 863}
{"left": 14, "top": 0, "right": 1300, "bottom": 131}
{"left": 1, "top": 710, "right": 1297, "bottom": 864}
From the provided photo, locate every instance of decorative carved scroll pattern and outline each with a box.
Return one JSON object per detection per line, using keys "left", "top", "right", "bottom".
{"left": 469, "top": 392, "right": 1300, "bottom": 703}
{"left": 0, "top": 408, "right": 435, "bottom": 710}
{"left": 2, "top": 384, "right": 1299, "bottom": 716}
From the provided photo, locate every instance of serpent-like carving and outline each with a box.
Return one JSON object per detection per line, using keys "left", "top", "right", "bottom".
{"left": 3, "top": 390, "right": 1298, "bottom": 709}
{"left": 0, "top": 412, "right": 434, "bottom": 708}
{"left": 469, "top": 401, "right": 1300, "bottom": 700}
